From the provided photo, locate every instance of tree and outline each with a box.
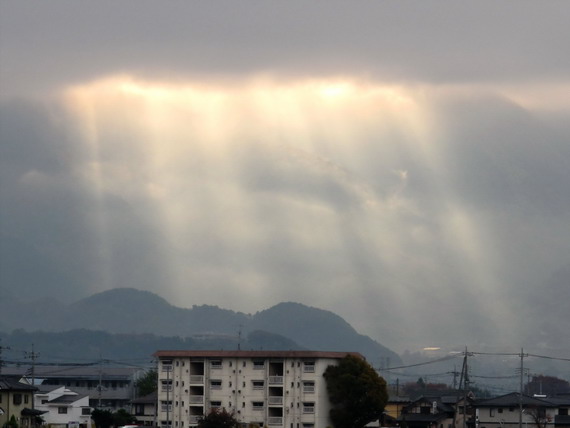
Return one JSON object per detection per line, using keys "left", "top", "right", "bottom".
{"left": 196, "top": 408, "right": 240, "bottom": 428}
{"left": 112, "top": 409, "right": 137, "bottom": 427}
{"left": 323, "top": 354, "right": 388, "bottom": 428}
{"left": 91, "top": 409, "right": 113, "bottom": 428}
{"left": 135, "top": 368, "right": 158, "bottom": 397}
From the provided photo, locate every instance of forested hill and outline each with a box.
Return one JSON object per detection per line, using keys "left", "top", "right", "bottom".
{"left": 0, "top": 287, "right": 401, "bottom": 367}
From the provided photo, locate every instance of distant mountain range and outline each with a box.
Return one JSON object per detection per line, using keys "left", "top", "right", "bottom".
{"left": 0, "top": 287, "right": 401, "bottom": 367}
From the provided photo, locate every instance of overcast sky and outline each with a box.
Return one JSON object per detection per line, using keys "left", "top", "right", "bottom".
{"left": 1, "top": 1, "right": 569, "bottom": 354}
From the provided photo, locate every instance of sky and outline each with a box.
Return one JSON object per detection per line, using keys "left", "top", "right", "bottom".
{"left": 1, "top": 1, "right": 569, "bottom": 354}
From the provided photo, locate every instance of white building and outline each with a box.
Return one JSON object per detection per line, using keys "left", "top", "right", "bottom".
{"left": 35, "top": 385, "right": 92, "bottom": 428}
{"left": 154, "top": 350, "right": 363, "bottom": 428}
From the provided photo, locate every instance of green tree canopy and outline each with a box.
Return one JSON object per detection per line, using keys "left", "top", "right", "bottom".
{"left": 324, "top": 354, "right": 388, "bottom": 428}
{"left": 91, "top": 409, "right": 113, "bottom": 428}
{"left": 135, "top": 368, "right": 158, "bottom": 397}
{"left": 197, "top": 408, "right": 240, "bottom": 428}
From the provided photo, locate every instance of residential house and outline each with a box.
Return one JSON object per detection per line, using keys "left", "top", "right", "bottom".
{"left": 3, "top": 366, "right": 145, "bottom": 412}
{"left": 475, "top": 393, "right": 557, "bottom": 428}
{"left": 154, "top": 350, "right": 364, "bottom": 428}
{"left": 0, "top": 375, "right": 40, "bottom": 428}
{"left": 131, "top": 391, "right": 157, "bottom": 426}
{"left": 398, "top": 395, "right": 459, "bottom": 428}
{"left": 35, "top": 385, "right": 92, "bottom": 428}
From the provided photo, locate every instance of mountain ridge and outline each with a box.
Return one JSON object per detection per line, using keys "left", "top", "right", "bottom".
{"left": 0, "top": 287, "right": 401, "bottom": 366}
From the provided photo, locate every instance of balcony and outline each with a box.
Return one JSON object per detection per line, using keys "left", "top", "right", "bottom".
{"left": 268, "top": 397, "right": 283, "bottom": 406}
{"left": 268, "top": 376, "right": 283, "bottom": 385}
{"left": 189, "top": 375, "right": 204, "bottom": 384}
{"left": 189, "top": 415, "right": 201, "bottom": 425}
{"left": 189, "top": 395, "right": 204, "bottom": 404}
{"left": 267, "top": 417, "right": 283, "bottom": 425}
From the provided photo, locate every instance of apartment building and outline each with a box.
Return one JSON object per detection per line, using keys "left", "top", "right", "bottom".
{"left": 154, "top": 350, "right": 363, "bottom": 428}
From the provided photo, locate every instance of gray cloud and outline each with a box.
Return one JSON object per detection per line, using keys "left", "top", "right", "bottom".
{"left": 1, "top": 1, "right": 569, "bottom": 354}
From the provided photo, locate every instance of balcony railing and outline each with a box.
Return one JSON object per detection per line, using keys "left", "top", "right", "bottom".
{"left": 189, "top": 415, "right": 201, "bottom": 424}
{"left": 189, "top": 375, "right": 204, "bottom": 384}
{"left": 303, "top": 385, "right": 315, "bottom": 393}
{"left": 161, "top": 385, "right": 173, "bottom": 392}
{"left": 268, "top": 376, "right": 283, "bottom": 385}
{"left": 189, "top": 395, "right": 204, "bottom": 404}
{"left": 268, "top": 417, "right": 283, "bottom": 425}
{"left": 268, "top": 397, "right": 283, "bottom": 405}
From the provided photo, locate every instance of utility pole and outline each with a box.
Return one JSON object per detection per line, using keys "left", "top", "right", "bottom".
{"left": 98, "top": 353, "right": 103, "bottom": 408}
{"left": 519, "top": 348, "right": 527, "bottom": 428}
{"left": 0, "top": 339, "right": 10, "bottom": 374}
{"left": 24, "top": 344, "right": 40, "bottom": 410}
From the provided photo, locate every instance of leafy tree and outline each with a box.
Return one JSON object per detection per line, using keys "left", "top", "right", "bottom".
{"left": 91, "top": 409, "right": 113, "bottom": 428}
{"left": 3, "top": 415, "right": 19, "bottom": 428}
{"left": 197, "top": 408, "right": 240, "bottom": 428}
{"left": 323, "top": 354, "right": 388, "bottom": 428}
{"left": 135, "top": 368, "right": 158, "bottom": 396}
{"left": 112, "top": 409, "right": 137, "bottom": 427}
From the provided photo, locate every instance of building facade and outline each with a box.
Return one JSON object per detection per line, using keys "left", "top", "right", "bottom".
{"left": 154, "top": 350, "right": 362, "bottom": 428}
{"left": 35, "top": 385, "right": 92, "bottom": 428}
{"left": 0, "top": 375, "right": 38, "bottom": 428}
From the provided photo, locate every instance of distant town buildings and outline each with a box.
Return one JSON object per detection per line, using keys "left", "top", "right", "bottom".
{"left": 2, "top": 366, "right": 144, "bottom": 412}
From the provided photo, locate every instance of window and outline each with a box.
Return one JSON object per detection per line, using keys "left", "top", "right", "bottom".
{"left": 162, "top": 360, "right": 173, "bottom": 372}
{"left": 82, "top": 408, "right": 91, "bottom": 416}
{"left": 303, "top": 362, "right": 315, "bottom": 373}
{"left": 41, "top": 400, "right": 48, "bottom": 404}
{"left": 303, "top": 402, "right": 315, "bottom": 414}
{"left": 58, "top": 407, "right": 68, "bottom": 414}
{"left": 559, "top": 409, "right": 569, "bottom": 416}
{"left": 161, "top": 401, "right": 173, "bottom": 412}
{"left": 253, "top": 360, "right": 265, "bottom": 370}
{"left": 252, "top": 380, "right": 264, "bottom": 390}
{"left": 490, "top": 409, "right": 495, "bottom": 417}
{"left": 210, "top": 380, "right": 222, "bottom": 390}
{"left": 252, "top": 401, "right": 264, "bottom": 411}
{"left": 161, "top": 421, "right": 172, "bottom": 428}
{"left": 498, "top": 408, "right": 503, "bottom": 414}
{"left": 210, "top": 360, "right": 222, "bottom": 369}
{"left": 24, "top": 395, "right": 29, "bottom": 404}
{"left": 161, "top": 380, "right": 173, "bottom": 392}
{"left": 210, "top": 401, "right": 222, "bottom": 408}
{"left": 303, "top": 381, "right": 315, "bottom": 393}
{"left": 13, "top": 394, "right": 22, "bottom": 405}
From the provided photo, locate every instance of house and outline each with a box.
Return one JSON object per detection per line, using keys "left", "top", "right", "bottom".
{"left": 0, "top": 375, "right": 41, "bottom": 428}
{"left": 35, "top": 385, "right": 92, "bottom": 428}
{"left": 398, "top": 395, "right": 459, "bottom": 428}
{"left": 154, "top": 350, "right": 364, "bottom": 428}
{"left": 475, "top": 393, "right": 557, "bottom": 428}
{"left": 3, "top": 366, "right": 145, "bottom": 412}
{"left": 131, "top": 391, "right": 157, "bottom": 426}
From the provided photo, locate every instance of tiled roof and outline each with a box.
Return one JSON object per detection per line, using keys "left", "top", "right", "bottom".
{"left": 0, "top": 375, "right": 37, "bottom": 392}
{"left": 153, "top": 350, "right": 364, "bottom": 359}
{"left": 48, "top": 394, "right": 88, "bottom": 404}
{"left": 2, "top": 366, "right": 142, "bottom": 379}
{"left": 475, "top": 392, "right": 556, "bottom": 407}
{"left": 131, "top": 391, "right": 157, "bottom": 404}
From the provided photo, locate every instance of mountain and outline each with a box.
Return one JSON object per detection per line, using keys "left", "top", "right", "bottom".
{"left": 249, "top": 302, "right": 400, "bottom": 367}
{"left": 0, "top": 287, "right": 401, "bottom": 366}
